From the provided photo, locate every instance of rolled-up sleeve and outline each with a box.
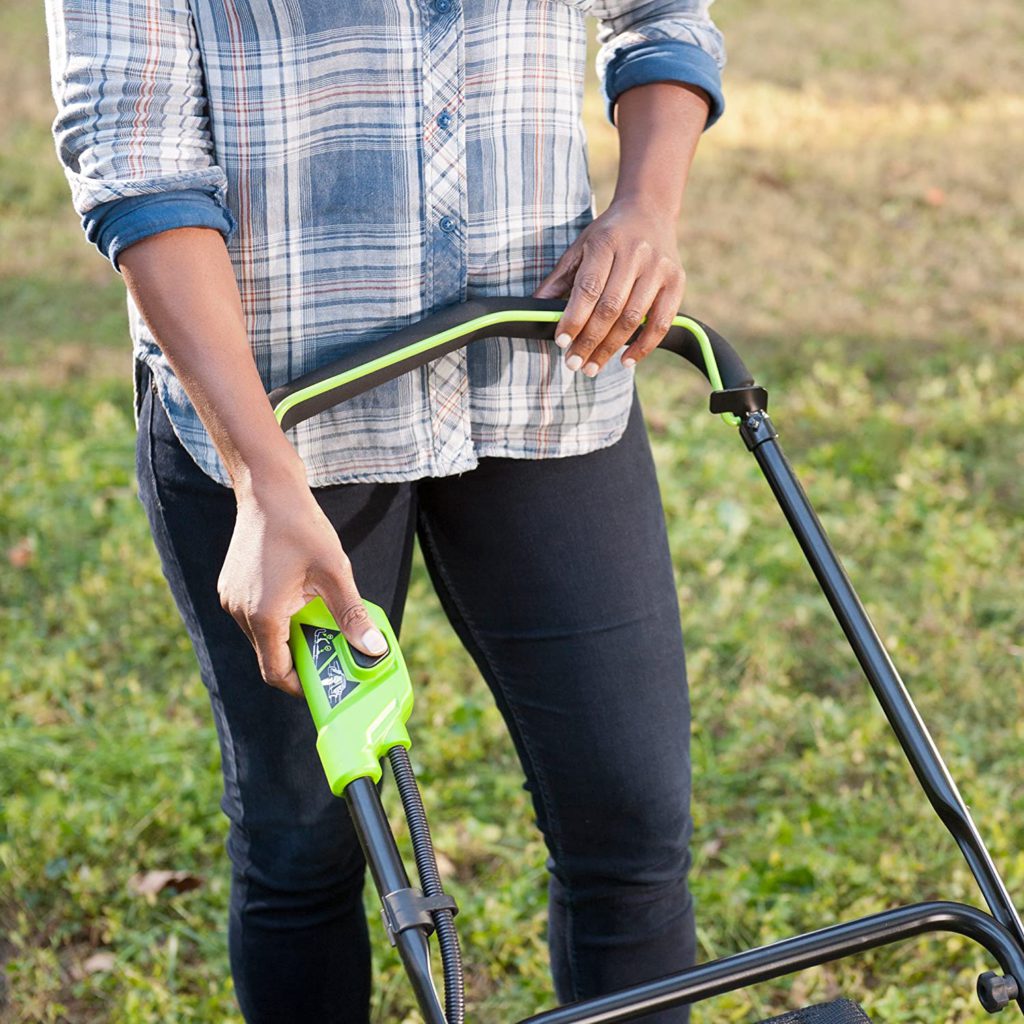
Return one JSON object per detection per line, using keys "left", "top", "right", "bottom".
{"left": 594, "top": 0, "right": 726, "bottom": 128}
{"left": 44, "top": 0, "right": 230, "bottom": 238}
{"left": 85, "top": 188, "right": 236, "bottom": 269}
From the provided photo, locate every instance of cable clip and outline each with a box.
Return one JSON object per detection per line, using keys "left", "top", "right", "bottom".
{"left": 381, "top": 886, "right": 459, "bottom": 945}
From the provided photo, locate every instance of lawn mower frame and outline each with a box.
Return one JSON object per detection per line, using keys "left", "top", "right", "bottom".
{"left": 272, "top": 298, "right": 1024, "bottom": 1023}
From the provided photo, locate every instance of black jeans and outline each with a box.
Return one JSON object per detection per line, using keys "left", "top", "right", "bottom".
{"left": 136, "top": 372, "right": 694, "bottom": 1023}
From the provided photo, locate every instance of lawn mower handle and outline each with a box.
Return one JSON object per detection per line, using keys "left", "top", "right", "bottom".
{"left": 277, "top": 297, "right": 1024, "bottom": 1019}
{"left": 269, "top": 297, "right": 755, "bottom": 431}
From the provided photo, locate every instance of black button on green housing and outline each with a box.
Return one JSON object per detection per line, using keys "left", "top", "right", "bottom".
{"left": 348, "top": 641, "right": 390, "bottom": 670}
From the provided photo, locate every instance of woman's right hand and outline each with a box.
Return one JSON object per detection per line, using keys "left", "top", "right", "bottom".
{"left": 118, "top": 226, "right": 386, "bottom": 697}
{"left": 217, "top": 473, "right": 388, "bottom": 697}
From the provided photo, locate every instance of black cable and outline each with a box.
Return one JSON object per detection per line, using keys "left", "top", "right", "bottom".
{"left": 388, "top": 745, "right": 465, "bottom": 1024}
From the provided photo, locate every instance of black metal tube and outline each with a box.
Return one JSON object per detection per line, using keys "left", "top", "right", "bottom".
{"left": 345, "top": 778, "right": 448, "bottom": 1024}
{"left": 519, "top": 902, "right": 1024, "bottom": 1024}
{"left": 741, "top": 417, "right": 1024, "bottom": 952}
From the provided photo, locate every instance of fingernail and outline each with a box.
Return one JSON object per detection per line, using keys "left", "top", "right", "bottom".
{"left": 555, "top": 332, "right": 572, "bottom": 349}
{"left": 622, "top": 357, "right": 637, "bottom": 369}
{"left": 582, "top": 362, "right": 599, "bottom": 378}
{"left": 362, "top": 627, "right": 388, "bottom": 655}
{"left": 566, "top": 354, "right": 583, "bottom": 371}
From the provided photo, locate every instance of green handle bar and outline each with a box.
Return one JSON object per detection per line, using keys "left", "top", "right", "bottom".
{"left": 268, "top": 297, "right": 755, "bottom": 431}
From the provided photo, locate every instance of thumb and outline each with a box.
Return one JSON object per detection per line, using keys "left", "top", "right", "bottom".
{"left": 315, "top": 565, "right": 388, "bottom": 657}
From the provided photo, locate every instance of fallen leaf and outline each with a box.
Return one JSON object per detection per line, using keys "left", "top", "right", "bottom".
{"left": 82, "top": 952, "right": 116, "bottom": 975}
{"left": 129, "top": 870, "right": 203, "bottom": 897}
{"left": 435, "top": 851, "right": 456, "bottom": 882}
{"left": 701, "top": 838, "right": 725, "bottom": 858}
{"left": 753, "top": 169, "right": 788, "bottom": 191}
{"left": 7, "top": 537, "right": 34, "bottom": 568}
{"left": 646, "top": 411, "right": 669, "bottom": 435}
{"left": 923, "top": 185, "right": 946, "bottom": 207}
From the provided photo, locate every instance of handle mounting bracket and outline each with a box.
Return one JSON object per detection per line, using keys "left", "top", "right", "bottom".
{"left": 710, "top": 385, "right": 769, "bottom": 417}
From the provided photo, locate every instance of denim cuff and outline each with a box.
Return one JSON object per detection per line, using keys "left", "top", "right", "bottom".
{"left": 83, "top": 188, "right": 237, "bottom": 270}
{"left": 603, "top": 39, "right": 725, "bottom": 129}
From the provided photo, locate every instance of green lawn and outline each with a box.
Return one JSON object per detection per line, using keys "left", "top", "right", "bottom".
{"left": 2, "top": 1, "right": 1023, "bottom": 1021}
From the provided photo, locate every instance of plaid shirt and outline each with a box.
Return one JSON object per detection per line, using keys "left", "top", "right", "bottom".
{"left": 46, "top": 0, "right": 725, "bottom": 486}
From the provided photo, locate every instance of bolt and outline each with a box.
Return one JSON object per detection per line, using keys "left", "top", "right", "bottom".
{"left": 978, "top": 971, "right": 1019, "bottom": 1013}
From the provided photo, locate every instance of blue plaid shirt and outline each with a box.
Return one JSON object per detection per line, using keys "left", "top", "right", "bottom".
{"left": 46, "top": 0, "right": 725, "bottom": 486}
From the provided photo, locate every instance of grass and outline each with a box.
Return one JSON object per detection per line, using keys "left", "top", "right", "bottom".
{"left": 2, "top": 0, "right": 1023, "bottom": 1021}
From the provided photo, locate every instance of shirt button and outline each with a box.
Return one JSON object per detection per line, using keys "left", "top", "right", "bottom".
{"left": 433, "top": 0, "right": 451, "bottom": 11}
{"left": 437, "top": 110, "right": 453, "bottom": 130}
{"left": 439, "top": 215, "right": 457, "bottom": 234}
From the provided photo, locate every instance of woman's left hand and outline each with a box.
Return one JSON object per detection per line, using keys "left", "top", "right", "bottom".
{"left": 533, "top": 196, "right": 685, "bottom": 376}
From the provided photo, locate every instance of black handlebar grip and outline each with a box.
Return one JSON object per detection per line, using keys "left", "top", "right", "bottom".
{"left": 269, "top": 297, "right": 754, "bottom": 432}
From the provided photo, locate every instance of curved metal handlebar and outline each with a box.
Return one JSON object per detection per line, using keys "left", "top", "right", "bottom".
{"left": 269, "top": 297, "right": 755, "bottom": 431}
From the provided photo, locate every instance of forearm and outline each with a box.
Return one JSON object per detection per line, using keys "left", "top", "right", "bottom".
{"left": 119, "top": 227, "right": 306, "bottom": 497}
{"left": 611, "top": 81, "right": 710, "bottom": 220}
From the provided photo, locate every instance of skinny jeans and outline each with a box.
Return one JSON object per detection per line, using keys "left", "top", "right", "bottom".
{"left": 136, "top": 370, "right": 695, "bottom": 1023}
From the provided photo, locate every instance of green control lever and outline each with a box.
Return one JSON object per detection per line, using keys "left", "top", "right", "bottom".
{"left": 289, "top": 598, "right": 412, "bottom": 793}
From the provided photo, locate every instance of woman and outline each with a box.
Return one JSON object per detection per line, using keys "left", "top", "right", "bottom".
{"left": 45, "top": 1, "right": 725, "bottom": 1020}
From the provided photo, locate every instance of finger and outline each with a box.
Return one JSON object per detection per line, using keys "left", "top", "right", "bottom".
{"left": 553, "top": 234, "right": 616, "bottom": 354}
{"left": 622, "top": 277, "right": 684, "bottom": 368}
{"left": 564, "top": 249, "right": 639, "bottom": 375}
{"left": 249, "top": 612, "right": 304, "bottom": 697}
{"left": 218, "top": 580, "right": 256, "bottom": 645}
{"left": 533, "top": 245, "right": 582, "bottom": 302}
{"left": 579, "top": 270, "right": 661, "bottom": 374}
{"left": 314, "top": 560, "right": 388, "bottom": 658}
